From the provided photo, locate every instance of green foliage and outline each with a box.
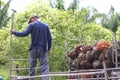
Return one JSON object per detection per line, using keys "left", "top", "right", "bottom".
{"left": 0, "top": 1, "right": 113, "bottom": 79}
{"left": 0, "top": 0, "right": 11, "bottom": 28}
{"left": 0, "top": 27, "right": 10, "bottom": 66}
{"left": 0, "top": 69, "right": 9, "bottom": 80}
{"left": 116, "top": 27, "right": 120, "bottom": 40}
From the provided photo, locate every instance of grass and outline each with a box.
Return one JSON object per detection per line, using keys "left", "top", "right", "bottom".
{"left": 0, "top": 68, "right": 67, "bottom": 80}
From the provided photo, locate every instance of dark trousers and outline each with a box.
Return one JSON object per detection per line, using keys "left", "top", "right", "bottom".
{"left": 29, "top": 48, "right": 51, "bottom": 80}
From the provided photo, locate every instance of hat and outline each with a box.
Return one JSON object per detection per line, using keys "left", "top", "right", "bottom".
{"left": 28, "top": 14, "right": 39, "bottom": 24}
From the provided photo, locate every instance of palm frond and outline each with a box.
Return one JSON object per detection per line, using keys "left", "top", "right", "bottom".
{"left": 0, "top": 0, "right": 11, "bottom": 28}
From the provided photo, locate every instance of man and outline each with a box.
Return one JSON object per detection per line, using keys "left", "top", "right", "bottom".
{"left": 10, "top": 14, "right": 52, "bottom": 80}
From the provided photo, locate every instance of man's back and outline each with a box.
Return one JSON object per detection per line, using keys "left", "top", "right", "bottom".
{"left": 29, "top": 21, "right": 52, "bottom": 52}
{"left": 12, "top": 20, "right": 52, "bottom": 53}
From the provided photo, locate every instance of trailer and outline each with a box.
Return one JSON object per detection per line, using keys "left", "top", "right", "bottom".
{"left": 9, "top": 39, "right": 120, "bottom": 80}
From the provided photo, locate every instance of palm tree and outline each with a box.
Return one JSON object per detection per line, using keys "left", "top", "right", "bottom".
{"left": 49, "top": 0, "right": 81, "bottom": 11}
{"left": 49, "top": 0, "right": 65, "bottom": 10}
{"left": 67, "top": 0, "right": 80, "bottom": 11}
{"left": 100, "top": 6, "right": 120, "bottom": 67}
{"left": 82, "top": 7, "right": 103, "bottom": 23}
{"left": 0, "top": 0, "right": 11, "bottom": 28}
{"left": 101, "top": 6, "right": 120, "bottom": 42}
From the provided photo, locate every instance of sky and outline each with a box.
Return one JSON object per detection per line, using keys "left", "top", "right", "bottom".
{"left": 4, "top": 0, "right": 34, "bottom": 14}
{"left": 80, "top": 0, "right": 120, "bottom": 14}
{"left": 9, "top": 0, "right": 34, "bottom": 12}
{"left": 4, "top": 0, "right": 120, "bottom": 15}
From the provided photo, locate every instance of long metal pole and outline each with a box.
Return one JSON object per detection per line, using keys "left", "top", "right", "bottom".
{"left": 9, "top": 9, "right": 16, "bottom": 80}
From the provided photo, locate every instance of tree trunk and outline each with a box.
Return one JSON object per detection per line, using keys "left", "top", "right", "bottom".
{"left": 113, "top": 32, "right": 117, "bottom": 43}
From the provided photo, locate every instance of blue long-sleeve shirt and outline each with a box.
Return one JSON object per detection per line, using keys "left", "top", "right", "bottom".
{"left": 13, "top": 21, "right": 52, "bottom": 52}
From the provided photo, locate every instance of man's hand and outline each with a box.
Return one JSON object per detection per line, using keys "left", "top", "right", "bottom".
{"left": 10, "top": 29, "right": 14, "bottom": 34}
